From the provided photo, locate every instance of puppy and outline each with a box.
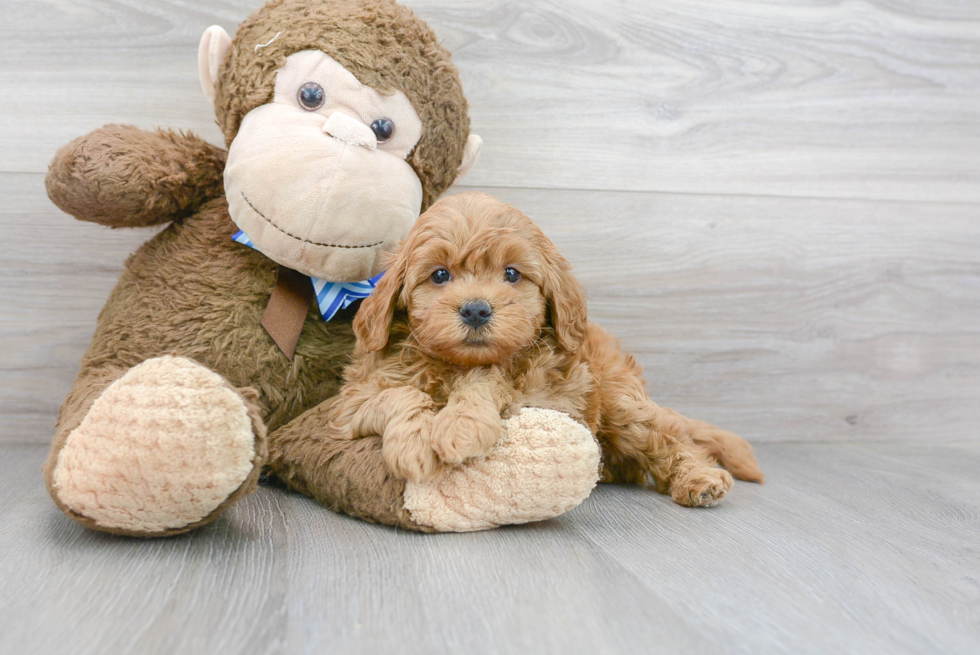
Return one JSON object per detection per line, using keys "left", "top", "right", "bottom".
{"left": 332, "top": 192, "right": 763, "bottom": 507}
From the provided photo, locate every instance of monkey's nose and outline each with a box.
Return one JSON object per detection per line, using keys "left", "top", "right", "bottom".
{"left": 322, "top": 112, "right": 377, "bottom": 150}
{"left": 459, "top": 299, "right": 493, "bottom": 328}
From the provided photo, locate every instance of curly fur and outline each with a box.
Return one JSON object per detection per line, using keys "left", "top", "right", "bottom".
{"left": 335, "top": 192, "right": 764, "bottom": 501}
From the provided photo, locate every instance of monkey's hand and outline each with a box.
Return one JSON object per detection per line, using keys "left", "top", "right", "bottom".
{"left": 46, "top": 125, "right": 226, "bottom": 228}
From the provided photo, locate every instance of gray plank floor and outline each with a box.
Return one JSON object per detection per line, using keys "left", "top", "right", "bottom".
{"left": 2, "top": 441, "right": 978, "bottom": 654}
{"left": 1, "top": 0, "right": 979, "bottom": 652}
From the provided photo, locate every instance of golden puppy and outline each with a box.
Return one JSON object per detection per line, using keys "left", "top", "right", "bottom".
{"left": 332, "top": 192, "right": 763, "bottom": 507}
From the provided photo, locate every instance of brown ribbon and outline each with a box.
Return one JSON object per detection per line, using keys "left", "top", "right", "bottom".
{"left": 261, "top": 265, "right": 314, "bottom": 360}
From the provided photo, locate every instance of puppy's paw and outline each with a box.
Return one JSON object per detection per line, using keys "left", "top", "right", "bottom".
{"left": 670, "top": 467, "right": 734, "bottom": 507}
{"left": 430, "top": 404, "right": 502, "bottom": 465}
{"left": 382, "top": 414, "right": 441, "bottom": 483}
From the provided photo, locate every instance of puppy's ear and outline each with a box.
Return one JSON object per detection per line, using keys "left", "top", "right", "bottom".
{"left": 353, "top": 250, "right": 408, "bottom": 352}
{"left": 540, "top": 241, "right": 589, "bottom": 352}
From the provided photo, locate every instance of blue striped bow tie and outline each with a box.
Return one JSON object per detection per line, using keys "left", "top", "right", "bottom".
{"left": 233, "top": 230, "right": 384, "bottom": 321}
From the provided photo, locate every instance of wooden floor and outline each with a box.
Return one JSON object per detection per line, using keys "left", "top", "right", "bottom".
{"left": 1, "top": 0, "right": 978, "bottom": 653}
{"left": 2, "top": 441, "right": 979, "bottom": 654}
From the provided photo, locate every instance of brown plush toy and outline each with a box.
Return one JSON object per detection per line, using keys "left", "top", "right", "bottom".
{"left": 40, "top": 0, "right": 605, "bottom": 536}
{"left": 42, "top": 0, "right": 760, "bottom": 536}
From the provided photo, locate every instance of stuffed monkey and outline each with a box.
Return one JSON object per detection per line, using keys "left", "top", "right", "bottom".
{"left": 40, "top": 0, "right": 605, "bottom": 535}
{"left": 42, "top": 0, "right": 761, "bottom": 536}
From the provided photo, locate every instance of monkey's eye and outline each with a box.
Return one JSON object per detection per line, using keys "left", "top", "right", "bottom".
{"left": 504, "top": 267, "right": 521, "bottom": 283}
{"left": 297, "top": 82, "right": 325, "bottom": 111}
{"left": 430, "top": 268, "right": 451, "bottom": 285}
{"left": 370, "top": 118, "right": 395, "bottom": 143}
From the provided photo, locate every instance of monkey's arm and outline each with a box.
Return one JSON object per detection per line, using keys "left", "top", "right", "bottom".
{"left": 46, "top": 124, "right": 226, "bottom": 228}
{"left": 267, "top": 393, "right": 601, "bottom": 533}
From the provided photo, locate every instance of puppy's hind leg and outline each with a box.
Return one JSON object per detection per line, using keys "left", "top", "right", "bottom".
{"left": 598, "top": 396, "right": 733, "bottom": 507}
{"left": 659, "top": 408, "right": 764, "bottom": 484}
{"left": 584, "top": 325, "right": 733, "bottom": 506}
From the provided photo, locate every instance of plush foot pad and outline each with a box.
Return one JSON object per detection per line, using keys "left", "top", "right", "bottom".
{"left": 52, "top": 356, "right": 259, "bottom": 534}
{"left": 403, "top": 408, "right": 601, "bottom": 532}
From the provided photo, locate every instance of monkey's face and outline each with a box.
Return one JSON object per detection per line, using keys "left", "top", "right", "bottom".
{"left": 223, "top": 51, "right": 425, "bottom": 282}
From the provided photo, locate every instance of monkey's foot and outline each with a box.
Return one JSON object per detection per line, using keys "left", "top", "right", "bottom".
{"left": 403, "top": 408, "right": 600, "bottom": 532}
{"left": 51, "top": 356, "right": 265, "bottom": 536}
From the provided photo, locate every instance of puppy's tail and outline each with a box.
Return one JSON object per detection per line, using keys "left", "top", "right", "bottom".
{"left": 687, "top": 420, "right": 765, "bottom": 484}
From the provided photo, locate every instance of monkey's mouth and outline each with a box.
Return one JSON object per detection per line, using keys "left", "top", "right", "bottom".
{"left": 241, "top": 193, "right": 384, "bottom": 250}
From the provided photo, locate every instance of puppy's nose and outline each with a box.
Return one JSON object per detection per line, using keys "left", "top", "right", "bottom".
{"left": 459, "top": 299, "right": 493, "bottom": 328}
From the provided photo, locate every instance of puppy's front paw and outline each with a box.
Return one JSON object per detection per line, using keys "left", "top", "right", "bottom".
{"left": 430, "top": 404, "right": 502, "bottom": 465}
{"left": 382, "top": 413, "right": 441, "bottom": 483}
{"left": 670, "top": 467, "right": 734, "bottom": 507}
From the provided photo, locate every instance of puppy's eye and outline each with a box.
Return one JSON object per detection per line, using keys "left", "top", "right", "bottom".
{"left": 430, "top": 268, "right": 452, "bottom": 285}
{"left": 504, "top": 267, "right": 521, "bottom": 283}
{"left": 298, "top": 82, "right": 325, "bottom": 111}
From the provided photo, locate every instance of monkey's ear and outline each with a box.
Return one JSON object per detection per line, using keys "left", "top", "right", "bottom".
{"left": 455, "top": 134, "right": 483, "bottom": 182}
{"left": 198, "top": 25, "right": 233, "bottom": 103}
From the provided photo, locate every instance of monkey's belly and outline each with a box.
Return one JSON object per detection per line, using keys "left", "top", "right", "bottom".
{"left": 79, "top": 200, "right": 356, "bottom": 432}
